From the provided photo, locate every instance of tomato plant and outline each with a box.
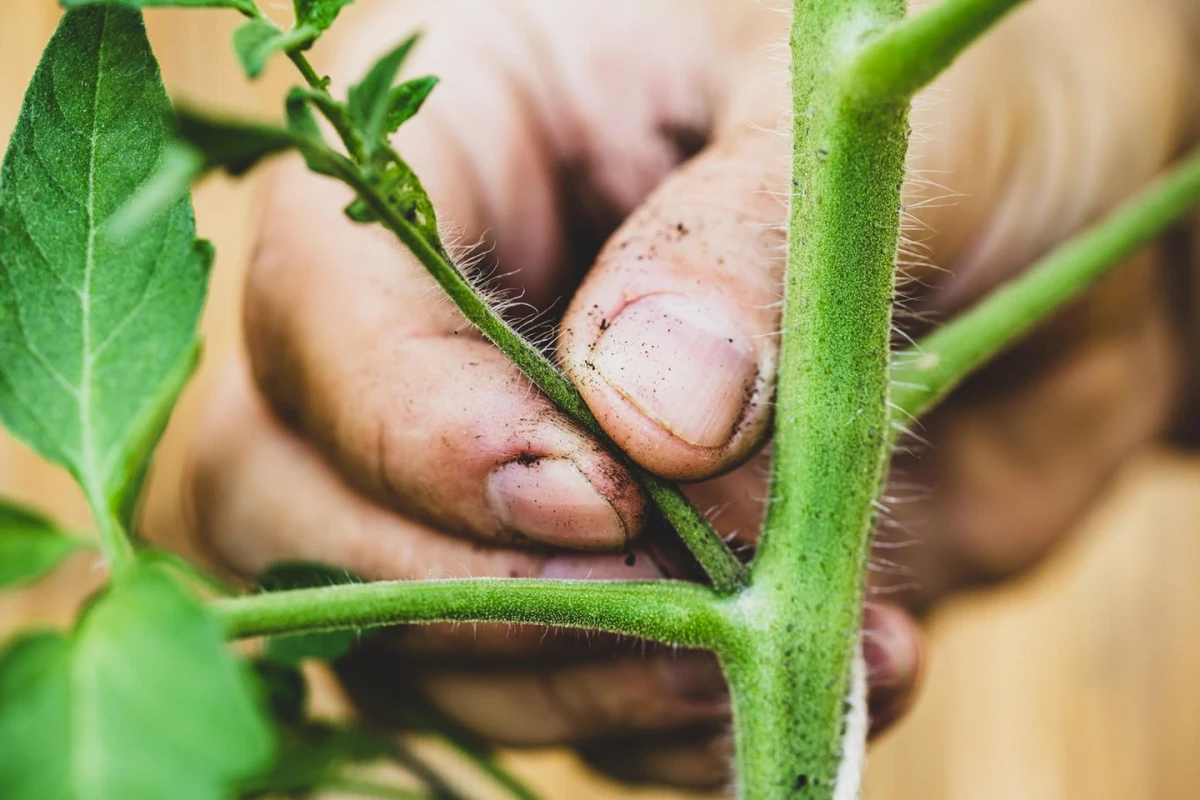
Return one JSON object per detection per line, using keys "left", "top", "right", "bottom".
{"left": 0, "top": 1, "right": 1197, "bottom": 798}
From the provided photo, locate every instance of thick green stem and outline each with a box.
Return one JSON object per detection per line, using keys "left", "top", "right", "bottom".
{"left": 328, "top": 158, "right": 747, "bottom": 594}
{"left": 846, "top": 0, "right": 1030, "bottom": 102}
{"left": 215, "top": 578, "right": 730, "bottom": 649}
{"left": 729, "top": 2, "right": 908, "bottom": 796}
{"left": 893, "top": 146, "right": 1200, "bottom": 421}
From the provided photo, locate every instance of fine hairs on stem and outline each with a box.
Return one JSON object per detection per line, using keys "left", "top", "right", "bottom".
{"left": 21, "top": 0, "right": 1197, "bottom": 797}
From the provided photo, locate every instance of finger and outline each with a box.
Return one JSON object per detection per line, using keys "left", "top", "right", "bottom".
{"left": 578, "top": 605, "right": 920, "bottom": 788}
{"left": 355, "top": 602, "right": 920, "bottom": 748}
{"left": 579, "top": 729, "right": 732, "bottom": 790}
{"left": 188, "top": 363, "right": 663, "bottom": 585}
{"left": 862, "top": 603, "right": 923, "bottom": 736}
{"left": 248, "top": 138, "right": 650, "bottom": 553}
{"left": 877, "top": 250, "right": 1182, "bottom": 609}
{"left": 246, "top": 0, "right": 741, "bottom": 548}
{"left": 558, "top": 124, "right": 788, "bottom": 481}
{"left": 411, "top": 652, "right": 728, "bottom": 747}
{"left": 904, "top": 0, "right": 1191, "bottom": 311}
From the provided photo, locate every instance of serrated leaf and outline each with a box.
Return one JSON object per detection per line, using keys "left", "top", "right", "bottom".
{"left": 0, "top": 563, "right": 275, "bottom": 799}
{"left": 0, "top": 8, "right": 210, "bottom": 522}
{"left": 293, "top": 0, "right": 354, "bottom": 32}
{"left": 62, "top": 0, "right": 259, "bottom": 12}
{"left": 347, "top": 33, "right": 420, "bottom": 152}
{"left": 233, "top": 18, "right": 317, "bottom": 79}
{"left": 383, "top": 75, "right": 438, "bottom": 135}
{"left": 0, "top": 500, "right": 85, "bottom": 588}
{"left": 258, "top": 562, "right": 366, "bottom": 666}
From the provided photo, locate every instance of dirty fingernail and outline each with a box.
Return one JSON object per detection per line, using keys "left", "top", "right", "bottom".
{"left": 862, "top": 604, "right": 922, "bottom": 735}
{"left": 590, "top": 294, "right": 758, "bottom": 448}
{"left": 486, "top": 458, "right": 627, "bottom": 550}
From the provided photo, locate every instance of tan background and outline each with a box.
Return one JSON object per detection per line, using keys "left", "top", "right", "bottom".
{"left": 1, "top": 5, "right": 1198, "bottom": 799}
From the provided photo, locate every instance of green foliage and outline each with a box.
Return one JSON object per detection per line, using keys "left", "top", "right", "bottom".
{"left": 62, "top": 0, "right": 259, "bottom": 13}
{"left": 294, "top": 0, "right": 354, "bottom": 33}
{"left": 0, "top": 500, "right": 85, "bottom": 588}
{"left": 257, "top": 562, "right": 366, "bottom": 666}
{"left": 383, "top": 76, "right": 439, "bottom": 136}
{"left": 233, "top": 18, "right": 317, "bottom": 79}
{"left": 0, "top": 563, "right": 274, "bottom": 799}
{"left": 0, "top": 8, "right": 209, "bottom": 548}
{"left": 347, "top": 34, "right": 421, "bottom": 155}
{"left": 4, "top": 2, "right": 1199, "bottom": 799}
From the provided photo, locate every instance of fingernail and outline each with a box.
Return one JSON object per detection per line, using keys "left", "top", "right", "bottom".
{"left": 487, "top": 458, "right": 627, "bottom": 550}
{"left": 862, "top": 605, "right": 921, "bottom": 691}
{"left": 590, "top": 294, "right": 757, "bottom": 448}
{"left": 659, "top": 654, "right": 728, "bottom": 705}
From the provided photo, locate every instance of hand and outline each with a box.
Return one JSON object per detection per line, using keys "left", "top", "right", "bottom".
{"left": 182, "top": 0, "right": 1196, "bottom": 788}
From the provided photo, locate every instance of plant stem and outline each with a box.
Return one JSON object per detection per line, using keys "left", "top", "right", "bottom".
{"left": 846, "top": 0, "right": 1029, "bottom": 102}
{"left": 86, "top": 488, "right": 133, "bottom": 573}
{"left": 892, "top": 146, "right": 1200, "bottom": 421}
{"left": 327, "top": 156, "right": 747, "bottom": 594}
{"left": 215, "top": 578, "right": 730, "bottom": 649}
{"left": 737, "top": 0, "right": 908, "bottom": 793}
{"left": 287, "top": 52, "right": 368, "bottom": 163}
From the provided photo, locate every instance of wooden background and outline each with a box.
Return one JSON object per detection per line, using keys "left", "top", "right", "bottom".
{"left": 1, "top": 4, "right": 1198, "bottom": 799}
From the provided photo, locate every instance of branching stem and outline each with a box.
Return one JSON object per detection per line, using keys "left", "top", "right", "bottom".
{"left": 893, "top": 146, "right": 1200, "bottom": 421}
{"left": 846, "top": 0, "right": 1030, "bottom": 101}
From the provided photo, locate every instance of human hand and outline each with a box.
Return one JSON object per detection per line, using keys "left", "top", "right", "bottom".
{"left": 185, "top": 0, "right": 1196, "bottom": 788}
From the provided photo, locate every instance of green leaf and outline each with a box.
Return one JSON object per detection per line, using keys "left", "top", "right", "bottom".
{"left": 0, "top": 9, "right": 210, "bottom": 526}
{"left": 0, "top": 500, "right": 85, "bottom": 588}
{"left": 257, "top": 562, "right": 365, "bottom": 666}
{"left": 106, "top": 143, "right": 206, "bottom": 240}
{"left": 284, "top": 88, "right": 340, "bottom": 177}
{"left": 293, "top": 0, "right": 354, "bottom": 32}
{"left": 233, "top": 18, "right": 317, "bottom": 79}
{"left": 347, "top": 33, "right": 420, "bottom": 151}
{"left": 383, "top": 76, "right": 438, "bottom": 135}
{"left": 0, "top": 563, "right": 274, "bottom": 799}
{"left": 62, "top": 0, "right": 260, "bottom": 13}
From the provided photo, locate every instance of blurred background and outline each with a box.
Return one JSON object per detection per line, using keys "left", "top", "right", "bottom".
{"left": 1, "top": 3, "right": 1199, "bottom": 799}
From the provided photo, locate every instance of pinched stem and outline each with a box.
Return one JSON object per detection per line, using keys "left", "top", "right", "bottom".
{"left": 216, "top": 578, "right": 730, "bottom": 649}
{"left": 326, "top": 157, "right": 748, "bottom": 594}
{"left": 892, "top": 146, "right": 1200, "bottom": 422}
{"left": 846, "top": 0, "right": 1030, "bottom": 102}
